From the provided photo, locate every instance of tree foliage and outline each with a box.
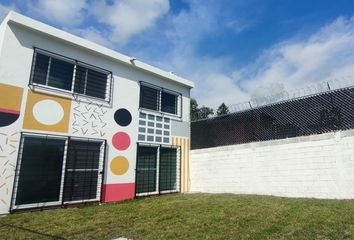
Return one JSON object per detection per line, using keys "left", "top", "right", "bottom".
{"left": 190, "top": 98, "right": 214, "bottom": 121}
{"left": 216, "top": 102, "right": 230, "bottom": 116}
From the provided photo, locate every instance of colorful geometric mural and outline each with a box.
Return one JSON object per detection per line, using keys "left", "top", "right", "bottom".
{"left": 108, "top": 108, "right": 133, "bottom": 181}
{"left": 112, "top": 132, "right": 131, "bottom": 151}
{"left": 0, "top": 132, "right": 19, "bottom": 205}
{"left": 114, "top": 108, "right": 132, "bottom": 127}
{"left": 172, "top": 136, "right": 190, "bottom": 192}
{"left": 0, "top": 84, "right": 23, "bottom": 127}
{"left": 23, "top": 91, "right": 71, "bottom": 133}
{"left": 72, "top": 98, "right": 108, "bottom": 137}
{"left": 110, "top": 156, "right": 129, "bottom": 175}
{"left": 102, "top": 183, "right": 135, "bottom": 202}
{"left": 138, "top": 112, "right": 171, "bottom": 144}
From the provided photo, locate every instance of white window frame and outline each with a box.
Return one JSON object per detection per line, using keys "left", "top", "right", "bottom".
{"left": 11, "top": 133, "right": 68, "bottom": 211}
{"left": 135, "top": 143, "right": 180, "bottom": 197}
{"left": 139, "top": 82, "right": 182, "bottom": 119}
{"left": 29, "top": 48, "right": 113, "bottom": 103}
{"left": 11, "top": 133, "right": 105, "bottom": 211}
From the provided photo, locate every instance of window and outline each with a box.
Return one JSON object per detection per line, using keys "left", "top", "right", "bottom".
{"left": 135, "top": 146, "right": 158, "bottom": 194}
{"left": 15, "top": 137, "right": 66, "bottom": 205}
{"left": 63, "top": 140, "right": 102, "bottom": 202}
{"left": 12, "top": 134, "right": 105, "bottom": 210}
{"left": 161, "top": 91, "right": 178, "bottom": 115}
{"left": 139, "top": 82, "right": 180, "bottom": 116}
{"left": 74, "top": 65, "right": 108, "bottom": 100}
{"left": 159, "top": 147, "right": 178, "bottom": 192}
{"left": 30, "top": 49, "right": 112, "bottom": 101}
{"left": 135, "top": 145, "right": 179, "bottom": 196}
{"left": 32, "top": 53, "right": 74, "bottom": 91}
{"left": 140, "top": 85, "right": 160, "bottom": 111}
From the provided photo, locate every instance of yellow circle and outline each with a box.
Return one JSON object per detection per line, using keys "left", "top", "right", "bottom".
{"left": 110, "top": 156, "right": 129, "bottom": 175}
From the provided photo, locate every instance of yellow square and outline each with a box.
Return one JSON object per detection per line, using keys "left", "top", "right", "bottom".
{"left": 23, "top": 91, "right": 72, "bottom": 133}
{"left": 0, "top": 83, "right": 23, "bottom": 112}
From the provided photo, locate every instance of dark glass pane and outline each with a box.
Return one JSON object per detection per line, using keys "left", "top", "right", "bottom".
{"left": 63, "top": 140, "right": 102, "bottom": 202}
{"left": 140, "top": 85, "right": 159, "bottom": 111}
{"left": 73, "top": 65, "right": 86, "bottom": 94}
{"left": 63, "top": 171, "right": 98, "bottom": 202}
{"left": 85, "top": 69, "right": 107, "bottom": 99}
{"left": 65, "top": 141, "right": 101, "bottom": 170}
{"left": 159, "top": 148, "right": 177, "bottom": 191}
{"left": 48, "top": 58, "right": 74, "bottom": 91}
{"left": 161, "top": 91, "right": 178, "bottom": 114}
{"left": 15, "top": 137, "right": 65, "bottom": 205}
{"left": 136, "top": 146, "right": 157, "bottom": 194}
{"left": 32, "top": 53, "right": 49, "bottom": 85}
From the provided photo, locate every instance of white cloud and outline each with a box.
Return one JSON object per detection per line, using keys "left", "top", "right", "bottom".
{"left": 91, "top": 0, "right": 169, "bottom": 44}
{"left": 238, "top": 16, "right": 354, "bottom": 99}
{"left": 0, "top": 3, "right": 16, "bottom": 22}
{"left": 151, "top": 1, "right": 250, "bottom": 108}
{"left": 196, "top": 73, "right": 249, "bottom": 109}
{"left": 68, "top": 27, "right": 112, "bottom": 48}
{"left": 159, "top": 12, "right": 354, "bottom": 109}
{"left": 30, "top": 0, "right": 87, "bottom": 26}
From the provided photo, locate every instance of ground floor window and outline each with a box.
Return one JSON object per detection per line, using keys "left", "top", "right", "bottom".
{"left": 11, "top": 133, "right": 105, "bottom": 211}
{"left": 135, "top": 145, "right": 180, "bottom": 196}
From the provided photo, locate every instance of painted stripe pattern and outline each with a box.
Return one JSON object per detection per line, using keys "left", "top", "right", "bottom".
{"left": 172, "top": 136, "right": 190, "bottom": 193}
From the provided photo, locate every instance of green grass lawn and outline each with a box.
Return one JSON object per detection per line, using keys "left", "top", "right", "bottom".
{"left": 1, "top": 194, "right": 354, "bottom": 240}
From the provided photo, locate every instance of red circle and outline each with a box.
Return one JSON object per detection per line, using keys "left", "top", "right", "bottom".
{"left": 112, "top": 132, "right": 131, "bottom": 151}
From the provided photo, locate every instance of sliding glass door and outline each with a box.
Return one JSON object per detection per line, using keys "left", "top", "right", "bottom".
{"left": 135, "top": 146, "right": 158, "bottom": 195}
{"left": 63, "top": 140, "right": 103, "bottom": 203}
{"left": 159, "top": 147, "right": 178, "bottom": 193}
{"left": 14, "top": 135, "right": 67, "bottom": 208}
{"left": 135, "top": 145, "right": 179, "bottom": 196}
{"left": 12, "top": 134, "right": 105, "bottom": 210}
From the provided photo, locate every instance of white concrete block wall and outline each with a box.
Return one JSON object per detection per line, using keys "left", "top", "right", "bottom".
{"left": 190, "top": 130, "right": 354, "bottom": 199}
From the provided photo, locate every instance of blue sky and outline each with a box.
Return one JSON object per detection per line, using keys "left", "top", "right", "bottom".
{"left": 1, "top": 0, "right": 354, "bottom": 108}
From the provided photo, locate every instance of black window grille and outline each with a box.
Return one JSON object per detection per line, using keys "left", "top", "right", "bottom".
{"left": 15, "top": 136, "right": 65, "bottom": 206}
{"left": 135, "top": 145, "right": 180, "bottom": 196}
{"left": 139, "top": 82, "right": 181, "bottom": 116}
{"left": 135, "top": 146, "right": 158, "bottom": 194}
{"left": 140, "top": 85, "right": 160, "bottom": 111}
{"left": 159, "top": 147, "right": 177, "bottom": 192}
{"left": 30, "top": 49, "right": 112, "bottom": 102}
{"left": 74, "top": 65, "right": 108, "bottom": 99}
{"left": 63, "top": 140, "right": 102, "bottom": 202}
{"left": 32, "top": 53, "right": 74, "bottom": 91}
{"left": 11, "top": 134, "right": 105, "bottom": 211}
{"left": 161, "top": 91, "right": 178, "bottom": 115}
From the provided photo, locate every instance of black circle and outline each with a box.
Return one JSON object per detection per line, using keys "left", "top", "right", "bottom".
{"left": 114, "top": 108, "right": 132, "bottom": 126}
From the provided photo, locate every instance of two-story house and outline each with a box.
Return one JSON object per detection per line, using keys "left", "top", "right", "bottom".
{"left": 0, "top": 11, "right": 194, "bottom": 214}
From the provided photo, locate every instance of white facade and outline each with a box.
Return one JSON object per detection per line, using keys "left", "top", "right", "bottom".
{"left": 0, "top": 12, "right": 193, "bottom": 214}
{"left": 190, "top": 130, "right": 354, "bottom": 199}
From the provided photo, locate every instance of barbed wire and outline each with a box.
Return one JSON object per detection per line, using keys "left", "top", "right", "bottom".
{"left": 218, "top": 76, "right": 354, "bottom": 118}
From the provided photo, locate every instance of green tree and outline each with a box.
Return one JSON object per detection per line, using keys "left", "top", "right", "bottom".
{"left": 199, "top": 106, "right": 214, "bottom": 119}
{"left": 190, "top": 98, "right": 214, "bottom": 121}
{"left": 190, "top": 98, "right": 200, "bottom": 122}
{"left": 216, "top": 102, "right": 230, "bottom": 116}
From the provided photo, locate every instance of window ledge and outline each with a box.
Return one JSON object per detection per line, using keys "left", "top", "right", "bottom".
{"left": 29, "top": 83, "right": 112, "bottom": 107}
{"left": 139, "top": 108, "right": 182, "bottom": 121}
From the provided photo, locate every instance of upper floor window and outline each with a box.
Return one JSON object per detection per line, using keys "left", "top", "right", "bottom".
{"left": 139, "top": 82, "right": 181, "bottom": 117}
{"left": 30, "top": 49, "right": 112, "bottom": 102}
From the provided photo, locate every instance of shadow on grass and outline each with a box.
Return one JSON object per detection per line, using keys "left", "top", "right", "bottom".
{"left": 0, "top": 223, "right": 67, "bottom": 239}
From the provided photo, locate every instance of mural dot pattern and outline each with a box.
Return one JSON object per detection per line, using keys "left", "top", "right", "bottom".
{"left": 114, "top": 108, "right": 132, "bottom": 127}
{"left": 111, "top": 108, "right": 133, "bottom": 176}
{"left": 110, "top": 156, "right": 129, "bottom": 175}
{"left": 112, "top": 132, "right": 131, "bottom": 151}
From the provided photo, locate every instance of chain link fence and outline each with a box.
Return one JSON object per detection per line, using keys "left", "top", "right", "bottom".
{"left": 191, "top": 78, "right": 354, "bottom": 150}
